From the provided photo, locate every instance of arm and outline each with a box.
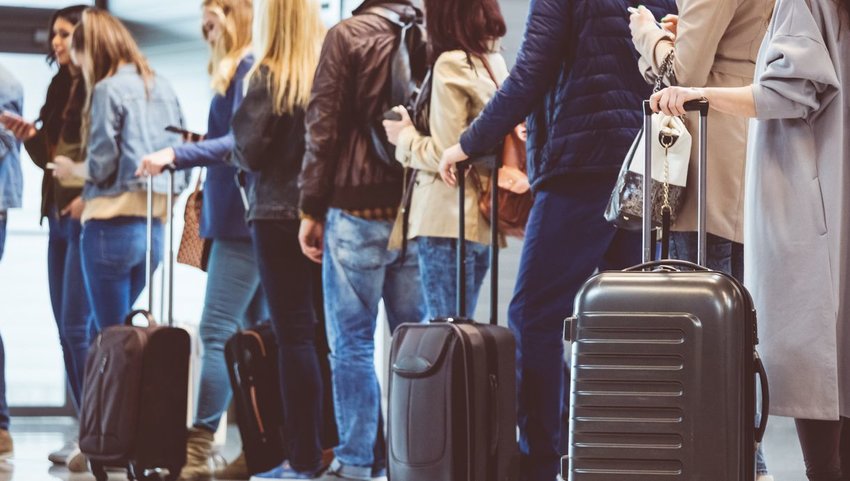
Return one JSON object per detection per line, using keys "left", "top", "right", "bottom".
{"left": 0, "top": 124, "right": 15, "bottom": 162}
{"left": 85, "top": 83, "right": 123, "bottom": 186}
{"left": 459, "top": 0, "right": 573, "bottom": 157}
{"left": 650, "top": 85, "right": 756, "bottom": 117}
{"left": 23, "top": 129, "right": 52, "bottom": 170}
{"left": 632, "top": 0, "right": 738, "bottom": 87}
{"left": 231, "top": 71, "right": 281, "bottom": 172}
{"left": 395, "top": 57, "right": 474, "bottom": 173}
{"left": 299, "top": 26, "right": 353, "bottom": 220}
{"left": 173, "top": 135, "right": 235, "bottom": 169}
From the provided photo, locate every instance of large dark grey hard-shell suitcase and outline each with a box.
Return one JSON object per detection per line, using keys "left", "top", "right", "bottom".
{"left": 563, "top": 101, "right": 769, "bottom": 481}
{"left": 80, "top": 170, "right": 190, "bottom": 481}
{"left": 388, "top": 158, "right": 520, "bottom": 481}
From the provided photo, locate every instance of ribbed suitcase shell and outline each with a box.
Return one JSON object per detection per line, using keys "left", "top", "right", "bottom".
{"left": 564, "top": 269, "right": 759, "bottom": 481}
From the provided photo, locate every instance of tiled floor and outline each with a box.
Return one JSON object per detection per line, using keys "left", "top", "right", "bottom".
{"left": 0, "top": 414, "right": 810, "bottom": 481}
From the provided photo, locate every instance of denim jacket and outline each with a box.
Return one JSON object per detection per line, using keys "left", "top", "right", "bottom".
{"left": 83, "top": 65, "right": 189, "bottom": 200}
{"left": 0, "top": 64, "right": 23, "bottom": 211}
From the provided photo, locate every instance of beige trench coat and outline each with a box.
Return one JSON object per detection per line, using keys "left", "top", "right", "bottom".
{"left": 747, "top": 0, "right": 850, "bottom": 420}
{"left": 632, "top": 0, "right": 774, "bottom": 243}
{"left": 390, "top": 50, "right": 509, "bottom": 248}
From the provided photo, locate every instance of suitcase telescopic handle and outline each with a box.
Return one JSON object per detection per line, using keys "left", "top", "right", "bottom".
{"left": 641, "top": 99, "right": 709, "bottom": 265}
{"left": 144, "top": 164, "right": 177, "bottom": 327}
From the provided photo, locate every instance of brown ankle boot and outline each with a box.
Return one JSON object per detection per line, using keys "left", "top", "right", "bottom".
{"left": 179, "top": 427, "right": 214, "bottom": 481}
{"left": 213, "top": 451, "right": 249, "bottom": 480}
{"left": 0, "top": 429, "right": 12, "bottom": 459}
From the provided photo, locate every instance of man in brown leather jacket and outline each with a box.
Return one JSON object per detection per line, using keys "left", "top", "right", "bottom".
{"left": 298, "top": 2, "right": 426, "bottom": 480}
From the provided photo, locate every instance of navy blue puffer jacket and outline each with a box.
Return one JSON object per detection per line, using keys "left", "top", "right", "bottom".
{"left": 460, "top": 0, "right": 677, "bottom": 190}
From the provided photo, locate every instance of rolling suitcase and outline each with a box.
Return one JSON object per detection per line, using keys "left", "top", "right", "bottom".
{"left": 80, "top": 169, "right": 191, "bottom": 481}
{"left": 562, "top": 100, "right": 770, "bottom": 481}
{"left": 225, "top": 265, "right": 338, "bottom": 475}
{"left": 387, "top": 157, "right": 519, "bottom": 481}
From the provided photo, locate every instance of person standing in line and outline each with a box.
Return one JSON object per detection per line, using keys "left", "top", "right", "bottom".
{"left": 438, "top": 0, "right": 677, "bottom": 479}
{"left": 53, "top": 7, "right": 189, "bottom": 334}
{"left": 229, "top": 0, "right": 327, "bottom": 478}
{"left": 651, "top": 0, "right": 850, "bottom": 478}
{"left": 136, "top": 1, "right": 267, "bottom": 479}
{"left": 297, "top": 0, "right": 427, "bottom": 479}
{"left": 382, "top": 0, "right": 508, "bottom": 319}
{"left": 0, "top": 5, "right": 92, "bottom": 469}
{"left": 0, "top": 62, "right": 24, "bottom": 461}
{"left": 629, "top": 1, "right": 774, "bottom": 478}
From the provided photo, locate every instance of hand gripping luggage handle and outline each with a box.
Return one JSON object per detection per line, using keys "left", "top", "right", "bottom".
{"left": 456, "top": 154, "right": 500, "bottom": 325}
{"left": 755, "top": 352, "right": 770, "bottom": 444}
{"left": 641, "top": 99, "right": 709, "bottom": 265}
{"left": 124, "top": 309, "right": 158, "bottom": 327}
{"left": 145, "top": 164, "right": 176, "bottom": 327}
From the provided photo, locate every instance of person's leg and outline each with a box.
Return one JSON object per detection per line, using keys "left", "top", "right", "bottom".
{"left": 470, "top": 241, "right": 491, "bottom": 316}
{"left": 796, "top": 418, "right": 843, "bottom": 481}
{"left": 0, "top": 210, "right": 6, "bottom": 262}
{"left": 193, "top": 239, "right": 264, "bottom": 432}
{"left": 129, "top": 221, "right": 162, "bottom": 312}
{"left": 252, "top": 220, "right": 323, "bottom": 473}
{"left": 322, "top": 210, "right": 389, "bottom": 480}
{"left": 60, "top": 217, "right": 93, "bottom": 411}
{"left": 508, "top": 174, "right": 631, "bottom": 481}
{"left": 0, "top": 331, "right": 8, "bottom": 432}
{"left": 81, "top": 219, "right": 147, "bottom": 332}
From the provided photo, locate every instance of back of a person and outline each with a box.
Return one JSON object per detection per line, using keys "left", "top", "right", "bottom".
{"left": 0, "top": 63, "right": 23, "bottom": 212}
{"left": 528, "top": 0, "right": 674, "bottom": 185}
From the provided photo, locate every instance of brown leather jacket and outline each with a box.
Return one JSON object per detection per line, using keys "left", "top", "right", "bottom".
{"left": 299, "top": 0, "right": 422, "bottom": 220}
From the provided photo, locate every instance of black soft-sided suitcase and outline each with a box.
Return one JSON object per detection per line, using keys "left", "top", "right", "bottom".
{"left": 388, "top": 157, "right": 520, "bottom": 481}
{"left": 225, "top": 267, "right": 338, "bottom": 475}
{"left": 562, "top": 101, "right": 769, "bottom": 481}
{"left": 80, "top": 170, "right": 190, "bottom": 481}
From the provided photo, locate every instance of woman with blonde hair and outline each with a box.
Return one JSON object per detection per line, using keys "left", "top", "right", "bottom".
{"left": 229, "top": 0, "right": 326, "bottom": 479}
{"left": 136, "top": 1, "right": 265, "bottom": 480}
{"left": 54, "top": 7, "right": 187, "bottom": 327}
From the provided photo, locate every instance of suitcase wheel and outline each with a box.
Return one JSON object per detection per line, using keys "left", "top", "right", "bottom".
{"left": 90, "top": 461, "right": 108, "bottom": 481}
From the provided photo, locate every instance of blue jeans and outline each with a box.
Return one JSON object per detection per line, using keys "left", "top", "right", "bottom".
{"left": 323, "top": 209, "right": 426, "bottom": 479}
{"left": 669, "top": 231, "right": 768, "bottom": 475}
{"left": 0, "top": 213, "right": 7, "bottom": 431}
{"left": 252, "top": 220, "right": 323, "bottom": 471}
{"left": 508, "top": 174, "right": 642, "bottom": 481}
{"left": 194, "top": 238, "right": 267, "bottom": 433}
{"left": 81, "top": 217, "right": 162, "bottom": 331}
{"left": 416, "top": 236, "right": 490, "bottom": 319}
{"left": 47, "top": 211, "right": 94, "bottom": 412}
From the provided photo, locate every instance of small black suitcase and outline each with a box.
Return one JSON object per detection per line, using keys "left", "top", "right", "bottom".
{"left": 80, "top": 170, "right": 190, "bottom": 481}
{"left": 562, "top": 101, "right": 770, "bottom": 481}
{"left": 388, "top": 158, "right": 520, "bottom": 481}
{"left": 225, "top": 269, "right": 337, "bottom": 475}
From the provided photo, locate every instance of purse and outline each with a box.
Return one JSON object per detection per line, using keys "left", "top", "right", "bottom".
{"left": 477, "top": 57, "right": 533, "bottom": 239}
{"left": 176, "top": 172, "right": 211, "bottom": 272}
{"left": 605, "top": 50, "right": 690, "bottom": 231}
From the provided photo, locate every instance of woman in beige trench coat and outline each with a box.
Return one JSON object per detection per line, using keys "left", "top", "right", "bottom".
{"left": 652, "top": 0, "right": 850, "bottom": 478}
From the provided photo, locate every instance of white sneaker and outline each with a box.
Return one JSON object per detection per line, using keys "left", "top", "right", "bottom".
{"left": 757, "top": 475, "right": 775, "bottom": 481}
{"left": 48, "top": 439, "right": 77, "bottom": 464}
{"left": 66, "top": 445, "right": 88, "bottom": 473}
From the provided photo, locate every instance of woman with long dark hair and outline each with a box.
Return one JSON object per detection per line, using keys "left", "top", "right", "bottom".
{"left": 382, "top": 0, "right": 507, "bottom": 318}
{"left": 0, "top": 4, "right": 92, "bottom": 469}
{"left": 652, "top": 0, "right": 850, "bottom": 479}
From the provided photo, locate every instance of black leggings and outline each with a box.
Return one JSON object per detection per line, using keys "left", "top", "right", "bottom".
{"left": 796, "top": 417, "right": 850, "bottom": 481}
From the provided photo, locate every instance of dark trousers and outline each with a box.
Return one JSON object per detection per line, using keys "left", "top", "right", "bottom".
{"left": 507, "top": 174, "right": 641, "bottom": 481}
{"left": 251, "top": 219, "right": 323, "bottom": 472}
{"left": 796, "top": 417, "right": 850, "bottom": 481}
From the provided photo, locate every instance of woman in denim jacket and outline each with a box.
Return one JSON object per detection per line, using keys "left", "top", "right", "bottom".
{"left": 382, "top": 0, "right": 507, "bottom": 319}
{"left": 135, "top": 1, "right": 266, "bottom": 478}
{"left": 54, "top": 8, "right": 188, "bottom": 334}
{"left": 0, "top": 4, "right": 93, "bottom": 468}
{"left": 229, "top": 0, "right": 327, "bottom": 478}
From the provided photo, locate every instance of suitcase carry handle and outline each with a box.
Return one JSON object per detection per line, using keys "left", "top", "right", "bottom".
{"left": 456, "top": 154, "right": 500, "bottom": 325}
{"left": 144, "top": 164, "right": 177, "bottom": 327}
{"left": 623, "top": 259, "right": 709, "bottom": 273}
{"left": 641, "top": 99, "right": 709, "bottom": 265}
{"left": 755, "top": 352, "right": 770, "bottom": 443}
{"left": 124, "top": 309, "right": 158, "bottom": 327}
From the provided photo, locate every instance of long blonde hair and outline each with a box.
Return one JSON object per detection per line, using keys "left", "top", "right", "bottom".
{"left": 72, "top": 7, "right": 153, "bottom": 149}
{"left": 249, "top": 0, "right": 325, "bottom": 115}
{"left": 203, "top": 0, "right": 253, "bottom": 95}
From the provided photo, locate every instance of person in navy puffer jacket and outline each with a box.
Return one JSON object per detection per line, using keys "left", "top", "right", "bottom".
{"left": 439, "top": 1, "right": 677, "bottom": 480}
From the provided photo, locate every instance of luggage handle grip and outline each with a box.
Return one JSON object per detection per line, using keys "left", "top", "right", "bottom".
{"left": 623, "top": 260, "right": 710, "bottom": 272}
{"left": 124, "top": 309, "right": 157, "bottom": 327}
{"left": 642, "top": 99, "right": 709, "bottom": 116}
{"left": 755, "top": 352, "right": 769, "bottom": 444}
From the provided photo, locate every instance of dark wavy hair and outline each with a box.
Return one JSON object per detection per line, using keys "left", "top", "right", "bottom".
{"left": 423, "top": 0, "right": 506, "bottom": 64}
{"left": 40, "top": 5, "right": 88, "bottom": 145}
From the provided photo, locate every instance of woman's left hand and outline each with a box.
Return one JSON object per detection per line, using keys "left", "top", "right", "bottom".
{"left": 136, "top": 148, "right": 176, "bottom": 177}
{"left": 438, "top": 143, "right": 470, "bottom": 187}
{"left": 382, "top": 106, "right": 413, "bottom": 146}
{"left": 629, "top": 5, "right": 659, "bottom": 38}
{"left": 52, "top": 155, "right": 76, "bottom": 181}
{"left": 650, "top": 86, "right": 706, "bottom": 116}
